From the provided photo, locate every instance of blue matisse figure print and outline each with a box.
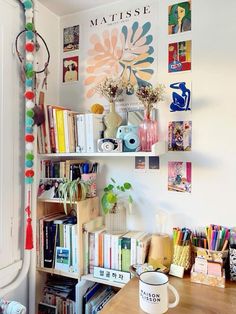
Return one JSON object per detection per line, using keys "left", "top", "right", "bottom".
{"left": 169, "top": 82, "right": 191, "bottom": 112}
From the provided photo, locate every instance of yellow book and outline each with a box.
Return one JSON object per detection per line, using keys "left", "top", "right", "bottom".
{"left": 55, "top": 109, "right": 66, "bottom": 153}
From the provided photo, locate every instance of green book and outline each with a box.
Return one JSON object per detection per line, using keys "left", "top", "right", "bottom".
{"left": 121, "top": 237, "right": 131, "bottom": 272}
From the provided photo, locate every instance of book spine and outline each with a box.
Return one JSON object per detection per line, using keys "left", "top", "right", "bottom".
{"left": 63, "top": 110, "right": 70, "bottom": 153}
{"left": 43, "top": 104, "right": 51, "bottom": 154}
{"left": 131, "top": 237, "right": 136, "bottom": 266}
{"left": 36, "top": 219, "right": 40, "bottom": 267}
{"left": 111, "top": 235, "right": 115, "bottom": 270}
{"left": 121, "top": 237, "right": 131, "bottom": 272}
{"left": 103, "top": 234, "right": 111, "bottom": 269}
{"left": 98, "top": 232, "right": 104, "bottom": 267}
{"left": 48, "top": 106, "right": 56, "bottom": 153}
{"left": 59, "top": 224, "right": 64, "bottom": 247}
{"left": 89, "top": 232, "right": 95, "bottom": 273}
{"left": 44, "top": 222, "right": 57, "bottom": 268}
{"left": 68, "top": 112, "right": 75, "bottom": 152}
{"left": 56, "top": 109, "right": 66, "bottom": 153}
{"left": 83, "top": 229, "right": 89, "bottom": 275}
{"left": 118, "top": 238, "right": 122, "bottom": 271}
{"left": 76, "top": 114, "right": 86, "bottom": 153}
{"left": 40, "top": 218, "right": 44, "bottom": 267}
{"left": 52, "top": 108, "right": 59, "bottom": 153}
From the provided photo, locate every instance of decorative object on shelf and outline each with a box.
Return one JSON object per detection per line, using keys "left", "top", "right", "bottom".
{"left": 101, "top": 178, "right": 133, "bottom": 232}
{"left": 116, "top": 125, "right": 140, "bottom": 152}
{"left": 90, "top": 103, "right": 104, "bottom": 114}
{"left": 58, "top": 178, "right": 87, "bottom": 214}
{"left": 95, "top": 77, "right": 123, "bottom": 138}
{"left": 136, "top": 84, "right": 165, "bottom": 152}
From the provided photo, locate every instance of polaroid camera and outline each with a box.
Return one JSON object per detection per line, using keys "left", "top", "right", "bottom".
{"left": 116, "top": 125, "right": 140, "bottom": 152}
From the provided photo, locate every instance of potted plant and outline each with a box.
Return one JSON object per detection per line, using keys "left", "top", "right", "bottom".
{"left": 101, "top": 178, "right": 133, "bottom": 232}
{"left": 58, "top": 177, "right": 87, "bottom": 214}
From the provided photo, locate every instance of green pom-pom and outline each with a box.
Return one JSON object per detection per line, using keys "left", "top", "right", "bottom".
{"left": 25, "top": 177, "right": 34, "bottom": 184}
{"left": 26, "top": 70, "right": 34, "bottom": 78}
{"left": 25, "top": 22, "right": 34, "bottom": 31}
{"left": 23, "top": 0, "right": 33, "bottom": 9}
{"left": 26, "top": 109, "right": 34, "bottom": 118}
{"left": 26, "top": 30, "right": 34, "bottom": 40}
{"left": 26, "top": 152, "right": 34, "bottom": 160}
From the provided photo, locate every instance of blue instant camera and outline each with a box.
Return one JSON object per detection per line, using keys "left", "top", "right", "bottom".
{"left": 116, "top": 125, "right": 140, "bottom": 152}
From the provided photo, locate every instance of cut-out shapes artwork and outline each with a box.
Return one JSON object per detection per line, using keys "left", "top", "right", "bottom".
{"left": 169, "top": 82, "right": 191, "bottom": 112}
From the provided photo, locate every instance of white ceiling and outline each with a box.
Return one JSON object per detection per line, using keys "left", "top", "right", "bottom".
{"left": 38, "top": 0, "right": 120, "bottom": 16}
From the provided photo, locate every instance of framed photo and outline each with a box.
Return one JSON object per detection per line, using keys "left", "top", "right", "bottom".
{"left": 148, "top": 156, "right": 160, "bottom": 170}
{"left": 63, "top": 25, "right": 80, "bottom": 52}
{"left": 63, "top": 56, "right": 79, "bottom": 83}
{"left": 38, "top": 303, "right": 57, "bottom": 314}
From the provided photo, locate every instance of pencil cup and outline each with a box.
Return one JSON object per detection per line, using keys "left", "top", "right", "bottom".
{"left": 172, "top": 242, "right": 191, "bottom": 270}
{"left": 81, "top": 173, "right": 97, "bottom": 198}
{"left": 229, "top": 245, "right": 236, "bottom": 281}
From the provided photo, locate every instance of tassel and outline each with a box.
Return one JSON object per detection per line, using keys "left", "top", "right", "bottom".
{"left": 25, "top": 217, "right": 33, "bottom": 250}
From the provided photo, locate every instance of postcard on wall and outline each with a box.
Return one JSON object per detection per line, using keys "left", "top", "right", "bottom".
{"left": 169, "top": 81, "right": 191, "bottom": 112}
{"left": 55, "top": 247, "right": 70, "bottom": 272}
{"left": 63, "top": 56, "right": 79, "bottom": 83}
{"left": 63, "top": 25, "right": 80, "bottom": 52}
{"left": 168, "top": 1, "right": 191, "bottom": 35}
{"left": 168, "top": 161, "right": 191, "bottom": 193}
{"left": 135, "top": 156, "right": 146, "bottom": 171}
{"left": 168, "top": 121, "right": 192, "bottom": 151}
{"left": 148, "top": 156, "right": 160, "bottom": 170}
{"left": 38, "top": 179, "right": 63, "bottom": 199}
{"left": 168, "top": 40, "right": 191, "bottom": 72}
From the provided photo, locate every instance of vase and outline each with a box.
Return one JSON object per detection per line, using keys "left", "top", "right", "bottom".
{"left": 138, "top": 109, "right": 158, "bottom": 152}
{"left": 105, "top": 202, "right": 127, "bottom": 233}
{"left": 104, "top": 101, "right": 122, "bottom": 138}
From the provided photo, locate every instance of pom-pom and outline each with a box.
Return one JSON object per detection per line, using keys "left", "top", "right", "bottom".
{"left": 24, "top": 90, "right": 34, "bottom": 100}
{"left": 25, "top": 169, "right": 34, "bottom": 177}
{"left": 23, "top": 0, "right": 33, "bottom": 9}
{"left": 26, "top": 70, "right": 34, "bottom": 79}
{"left": 25, "top": 42, "right": 34, "bottom": 52}
{"left": 25, "top": 22, "right": 34, "bottom": 31}
{"left": 25, "top": 79, "right": 33, "bottom": 88}
{"left": 25, "top": 160, "right": 33, "bottom": 168}
{"left": 25, "top": 134, "right": 34, "bottom": 142}
{"left": 25, "top": 126, "right": 33, "bottom": 134}
{"left": 26, "top": 117, "right": 34, "bottom": 127}
{"left": 25, "top": 9, "right": 33, "bottom": 19}
{"left": 26, "top": 152, "right": 34, "bottom": 160}
{"left": 26, "top": 53, "right": 34, "bottom": 62}
{"left": 91, "top": 103, "right": 104, "bottom": 114}
{"left": 25, "top": 63, "right": 33, "bottom": 71}
{"left": 26, "top": 143, "right": 33, "bottom": 150}
{"left": 25, "top": 177, "right": 33, "bottom": 184}
{"left": 26, "top": 100, "right": 34, "bottom": 108}
{"left": 26, "top": 30, "right": 34, "bottom": 40}
{"left": 26, "top": 109, "right": 34, "bottom": 118}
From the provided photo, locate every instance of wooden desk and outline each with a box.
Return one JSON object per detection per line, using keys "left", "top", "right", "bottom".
{"left": 101, "top": 276, "right": 236, "bottom": 313}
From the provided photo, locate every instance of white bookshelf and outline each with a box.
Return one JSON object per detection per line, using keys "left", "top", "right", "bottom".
{"left": 38, "top": 141, "right": 166, "bottom": 158}
{"left": 36, "top": 267, "right": 79, "bottom": 279}
{"left": 81, "top": 274, "right": 125, "bottom": 289}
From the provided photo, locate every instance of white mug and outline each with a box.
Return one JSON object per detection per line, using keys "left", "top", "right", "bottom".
{"left": 139, "top": 271, "right": 179, "bottom": 314}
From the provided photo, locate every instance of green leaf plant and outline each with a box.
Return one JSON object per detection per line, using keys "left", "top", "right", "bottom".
{"left": 58, "top": 178, "right": 88, "bottom": 214}
{"left": 101, "top": 178, "right": 133, "bottom": 214}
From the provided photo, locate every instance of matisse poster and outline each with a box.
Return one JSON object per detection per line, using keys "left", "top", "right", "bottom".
{"left": 83, "top": 2, "right": 158, "bottom": 111}
{"left": 168, "top": 40, "right": 191, "bottom": 73}
{"left": 169, "top": 81, "right": 191, "bottom": 112}
{"left": 168, "top": 1, "right": 191, "bottom": 35}
{"left": 168, "top": 161, "right": 192, "bottom": 193}
{"left": 168, "top": 121, "right": 192, "bottom": 151}
{"left": 63, "top": 25, "right": 80, "bottom": 52}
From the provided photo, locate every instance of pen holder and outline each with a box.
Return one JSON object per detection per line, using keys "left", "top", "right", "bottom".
{"left": 172, "top": 242, "right": 191, "bottom": 271}
{"left": 81, "top": 173, "right": 97, "bottom": 198}
{"left": 229, "top": 245, "right": 236, "bottom": 281}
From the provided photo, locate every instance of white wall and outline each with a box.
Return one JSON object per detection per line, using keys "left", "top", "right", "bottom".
{"left": 58, "top": 0, "right": 236, "bottom": 234}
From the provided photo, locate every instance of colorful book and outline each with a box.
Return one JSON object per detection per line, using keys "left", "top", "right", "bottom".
{"left": 55, "top": 109, "right": 66, "bottom": 153}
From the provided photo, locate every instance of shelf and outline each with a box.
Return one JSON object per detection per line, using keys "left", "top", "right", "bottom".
{"left": 81, "top": 274, "right": 125, "bottom": 288}
{"left": 36, "top": 267, "right": 79, "bottom": 279}
{"left": 37, "top": 198, "right": 73, "bottom": 204}
{"left": 38, "top": 141, "right": 166, "bottom": 158}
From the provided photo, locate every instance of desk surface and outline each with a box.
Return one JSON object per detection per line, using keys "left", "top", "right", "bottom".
{"left": 101, "top": 276, "right": 236, "bottom": 313}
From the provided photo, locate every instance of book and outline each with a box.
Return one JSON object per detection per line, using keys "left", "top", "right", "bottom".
{"left": 85, "top": 113, "right": 104, "bottom": 153}
{"left": 63, "top": 110, "right": 70, "bottom": 153}
{"left": 55, "top": 247, "right": 70, "bottom": 272}
{"left": 103, "top": 232, "right": 111, "bottom": 269}
{"left": 76, "top": 114, "right": 86, "bottom": 153}
{"left": 38, "top": 302, "right": 57, "bottom": 314}
{"left": 55, "top": 109, "right": 66, "bottom": 153}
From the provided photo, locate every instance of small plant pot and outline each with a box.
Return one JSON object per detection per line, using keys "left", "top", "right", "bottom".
{"left": 105, "top": 202, "right": 127, "bottom": 233}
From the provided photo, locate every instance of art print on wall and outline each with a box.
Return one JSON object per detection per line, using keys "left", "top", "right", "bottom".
{"left": 168, "top": 40, "right": 191, "bottom": 72}
{"left": 63, "top": 56, "right": 79, "bottom": 83}
{"left": 83, "top": 4, "right": 158, "bottom": 111}
{"left": 169, "top": 81, "right": 191, "bottom": 112}
{"left": 168, "top": 121, "right": 192, "bottom": 151}
{"left": 168, "top": 161, "right": 192, "bottom": 193}
{"left": 168, "top": 1, "right": 191, "bottom": 35}
{"left": 63, "top": 25, "right": 80, "bottom": 52}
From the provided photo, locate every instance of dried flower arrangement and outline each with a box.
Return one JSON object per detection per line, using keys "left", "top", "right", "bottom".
{"left": 95, "top": 77, "right": 124, "bottom": 102}
{"left": 136, "top": 84, "right": 165, "bottom": 114}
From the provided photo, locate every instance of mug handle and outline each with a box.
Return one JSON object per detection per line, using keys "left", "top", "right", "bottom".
{"left": 168, "top": 283, "right": 180, "bottom": 308}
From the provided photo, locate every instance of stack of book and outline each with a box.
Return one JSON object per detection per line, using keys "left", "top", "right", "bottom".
{"left": 37, "top": 213, "right": 78, "bottom": 273}
{"left": 83, "top": 217, "right": 151, "bottom": 275}
{"left": 38, "top": 275, "right": 77, "bottom": 313}
{"left": 82, "top": 283, "right": 116, "bottom": 314}
{"left": 38, "top": 101, "right": 104, "bottom": 154}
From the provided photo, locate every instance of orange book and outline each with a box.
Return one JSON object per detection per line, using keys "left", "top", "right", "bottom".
{"left": 98, "top": 232, "right": 104, "bottom": 267}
